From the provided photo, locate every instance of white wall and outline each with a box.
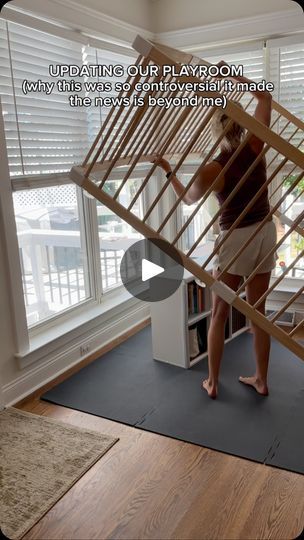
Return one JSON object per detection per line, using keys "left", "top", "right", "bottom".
{"left": 153, "top": 0, "right": 299, "bottom": 33}
{"left": 70, "top": 0, "right": 154, "bottom": 31}
{"left": 7, "top": 0, "right": 154, "bottom": 45}
{"left": 0, "top": 213, "right": 17, "bottom": 389}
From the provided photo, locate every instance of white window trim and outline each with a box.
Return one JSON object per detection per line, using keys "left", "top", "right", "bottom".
{"left": 0, "top": 98, "right": 29, "bottom": 355}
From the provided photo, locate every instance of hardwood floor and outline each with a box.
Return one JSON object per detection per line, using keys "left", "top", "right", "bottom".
{"left": 17, "top": 398, "right": 304, "bottom": 540}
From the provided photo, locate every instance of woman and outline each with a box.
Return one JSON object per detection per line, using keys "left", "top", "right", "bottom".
{"left": 153, "top": 64, "right": 277, "bottom": 399}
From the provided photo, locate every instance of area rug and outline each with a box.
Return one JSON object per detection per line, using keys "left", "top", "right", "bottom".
{"left": 0, "top": 407, "right": 118, "bottom": 540}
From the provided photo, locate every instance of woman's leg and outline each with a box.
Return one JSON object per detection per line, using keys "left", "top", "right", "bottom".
{"left": 203, "top": 270, "right": 241, "bottom": 398}
{"left": 239, "top": 272, "right": 272, "bottom": 395}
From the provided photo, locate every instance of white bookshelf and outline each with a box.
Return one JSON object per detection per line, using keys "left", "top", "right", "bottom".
{"left": 151, "top": 268, "right": 249, "bottom": 369}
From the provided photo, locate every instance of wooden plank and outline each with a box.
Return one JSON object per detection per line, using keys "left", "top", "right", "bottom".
{"left": 215, "top": 167, "right": 304, "bottom": 277}
{"left": 127, "top": 105, "right": 195, "bottom": 211}
{"left": 290, "top": 319, "right": 304, "bottom": 338}
{"left": 72, "top": 174, "right": 304, "bottom": 360}
{"left": 130, "top": 38, "right": 304, "bottom": 170}
{"left": 253, "top": 248, "right": 304, "bottom": 309}
{"left": 157, "top": 116, "right": 236, "bottom": 234}
{"left": 275, "top": 209, "right": 304, "bottom": 237}
{"left": 190, "top": 145, "right": 271, "bottom": 258}
{"left": 144, "top": 107, "right": 216, "bottom": 222}
{"left": 172, "top": 132, "right": 253, "bottom": 245}
{"left": 82, "top": 55, "right": 142, "bottom": 167}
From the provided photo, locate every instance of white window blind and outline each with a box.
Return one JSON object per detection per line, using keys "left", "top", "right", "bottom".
{"left": 0, "top": 19, "right": 91, "bottom": 176}
{"left": 269, "top": 42, "right": 304, "bottom": 149}
{"left": 0, "top": 20, "right": 134, "bottom": 178}
{"left": 83, "top": 45, "right": 133, "bottom": 147}
{"left": 204, "top": 48, "right": 264, "bottom": 115}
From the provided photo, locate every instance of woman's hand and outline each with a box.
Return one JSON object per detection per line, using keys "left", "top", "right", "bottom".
{"left": 151, "top": 155, "right": 172, "bottom": 174}
{"left": 215, "top": 60, "right": 230, "bottom": 79}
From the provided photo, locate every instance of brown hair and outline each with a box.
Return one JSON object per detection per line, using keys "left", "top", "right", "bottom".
{"left": 211, "top": 101, "right": 245, "bottom": 151}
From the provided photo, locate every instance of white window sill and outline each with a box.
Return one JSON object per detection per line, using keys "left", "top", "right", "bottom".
{"left": 15, "top": 287, "right": 141, "bottom": 363}
{"left": 14, "top": 271, "right": 302, "bottom": 366}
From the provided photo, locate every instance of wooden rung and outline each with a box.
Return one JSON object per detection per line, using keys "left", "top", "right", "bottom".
{"left": 289, "top": 319, "right": 304, "bottom": 338}
{"left": 166, "top": 108, "right": 199, "bottom": 156}
{"left": 127, "top": 105, "right": 195, "bottom": 211}
{"left": 104, "top": 70, "right": 159, "bottom": 163}
{"left": 275, "top": 207, "right": 304, "bottom": 238}
{"left": 82, "top": 54, "right": 142, "bottom": 167}
{"left": 114, "top": 100, "right": 170, "bottom": 200}
{"left": 266, "top": 123, "right": 296, "bottom": 169}
{"left": 143, "top": 96, "right": 189, "bottom": 158}
{"left": 98, "top": 94, "right": 153, "bottom": 188}
{"left": 144, "top": 107, "right": 216, "bottom": 222}
{"left": 237, "top": 203, "right": 304, "bottom": 295}
{"left": 172, "top": 107, "right": 209, "bottom": 157}
{"left": 121, "top": 72, "right": 169, "bottom": 160}
{"left": 270, "top": 287, "right": 304, "bottom": 323}
{"left": 215, "top": 163, "right": 304, "bottom": 278}
{"left": 272, "top": 100, "right": 304, "bottom": 132}
{"left": 173, "top": 131, "right": 253, "bottom": 246}
{"left": 86, "top": 57, "right": 150, "bottom": 176}
{"left": 70, "top": 36, "right": 304, "bottom": 362}
{"left": 253, "top": 247, "right": 304, "bottom": 309}
{"left": 191, "top": 144, "right": 271, "bottom": 259}
{"left": 157, "top": 115, "right": 236, "bottom": 234}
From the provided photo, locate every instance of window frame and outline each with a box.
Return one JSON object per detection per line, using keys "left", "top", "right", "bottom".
{"left": 0, "top": 15, "right": 147, "bottom": 341}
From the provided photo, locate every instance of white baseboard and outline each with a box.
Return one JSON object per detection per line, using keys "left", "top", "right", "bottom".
{"left": 3, "top": 303, "right": 150, "bottom": 407}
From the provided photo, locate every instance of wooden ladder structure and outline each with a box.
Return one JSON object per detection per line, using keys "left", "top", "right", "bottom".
{"left": 70, "top": 36, "right": 304, "bottom": 361}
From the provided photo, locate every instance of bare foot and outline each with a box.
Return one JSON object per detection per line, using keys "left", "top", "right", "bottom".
{"left": 239, "top": 376, "right": 269, "bottom": 396}
{"left": 201, "top": 379, "right": 218, "bottom": 399}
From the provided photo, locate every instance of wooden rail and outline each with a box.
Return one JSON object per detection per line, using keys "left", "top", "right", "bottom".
{"left": 70, "top": 35, "right": 304, "bottom": 361}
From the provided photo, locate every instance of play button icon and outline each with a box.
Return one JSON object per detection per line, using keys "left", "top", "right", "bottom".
{"left": 120, "top": 238, "right": 184, "bottom": 302}
{"left": 142, "top": 259, "right": 164, "bottom": 281}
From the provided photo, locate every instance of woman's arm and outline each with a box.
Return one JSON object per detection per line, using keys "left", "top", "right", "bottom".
{"left": 152, "top": 157, "right": 223, "bottom": 205}
{"left": 217, "top": 61, "right": 272, "bottom": 154}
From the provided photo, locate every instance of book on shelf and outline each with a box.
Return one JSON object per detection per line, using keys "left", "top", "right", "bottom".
{"left": 187, "top": 281, "right": 205, "bottom": 315}
{"left": 189, "top": 318, "right": 208, "bottom": 359}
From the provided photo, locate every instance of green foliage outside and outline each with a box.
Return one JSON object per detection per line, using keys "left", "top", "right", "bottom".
{"left": 283, "top": 175, "right": 304, "bottom": 197}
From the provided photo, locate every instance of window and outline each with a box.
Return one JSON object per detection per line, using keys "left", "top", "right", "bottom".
{"left": 269, "top": 41, "right": 304, "bottom": 279}
{"left": 177, "top": 174, "right": 217, "bottom": 255}
{"left": 0, "top": 17, "right": 142, "bottom": 331}
{"left": 0, "top": 19, "right": 88, "bottom": 176}
{"left": 13, "top": 185, "right": 91, "bottom": 326}
{"left": 97, "top": 178, "right": 143, "bottom": 291}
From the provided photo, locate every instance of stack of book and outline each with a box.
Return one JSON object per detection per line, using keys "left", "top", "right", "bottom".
{"left": 189, "top": 318, "right": 208, "bottom": 359}
{"left": 188, "top": 281, "right": 205, "bottom": 314}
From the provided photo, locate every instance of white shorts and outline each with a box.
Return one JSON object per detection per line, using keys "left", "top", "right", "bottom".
{"left": 213, "top": 220, "right": 277, "bottom": 277}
